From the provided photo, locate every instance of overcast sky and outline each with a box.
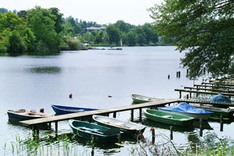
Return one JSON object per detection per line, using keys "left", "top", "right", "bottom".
{"left": 2, "top": 0, "right": 163, "bottom": 25}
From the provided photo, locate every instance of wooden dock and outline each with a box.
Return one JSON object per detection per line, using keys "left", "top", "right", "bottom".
{"left": 20, "top": 99, "right": 179, "bottom": 137}
{"left": 20, "top": 98, "right": 234, "bottom": 138}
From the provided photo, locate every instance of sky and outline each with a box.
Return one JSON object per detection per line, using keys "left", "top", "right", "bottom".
{"left": 2, "top": 0, "right": 163, "bottom": 25}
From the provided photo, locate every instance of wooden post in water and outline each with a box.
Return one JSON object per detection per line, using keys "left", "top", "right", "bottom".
{"left": 189, "top": 88, "right": 192, "bottom": 98}
{"left": 220, "top": 114, "right": 223, "bottom": 131}
{"left": 199, "top": 118, "right": 203, "bottom": 137}
{"left": 113, "top": 112, "right": 117, "bottom": 118}
{"left": 32, "top": 125, "right": 39, "bottom": 139}
{"left": 55, "top": 121, "right": 58, "bottom": 138}
{"left": 186, "top": 94, "right": 189, "bottom": 99}
{"left": 139, "top": 108, "right": 142, "bottom": 121}
{"left": 151, "top": 127, "right": 155, "bottom": 144}
{"left": 170, "top": 126, "right": 173, "bottom": 140}
{"left": 131, "top": 109, "right": 134, "bottom": 121}
{"left": 179, "top": 91, "right": 182, "bottom": 99}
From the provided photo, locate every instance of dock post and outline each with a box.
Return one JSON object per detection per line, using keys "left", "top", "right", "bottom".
{"left": 131, "top": 109, "right": 134, "bottom": 121}
{"left": 113, "top": 112, "right": 116, "bottom": 118}
{"left": 139, "top": 108, "right": 142, "bottom": 121}
{"left": 199, "top": 118, "right": 203, "bottom": 136}
{"left": 186, "top": 94, "right": 189, "bottom": 99}
{"left": 179, "top": 91, "right": 182, "bottom": 99}
{"left": 189, "top": 89, "right": 192, "bottom": 98}
{"left": 220, "top": 114, "right": 223, "bottom": 131}
{"left": 55, "top": 121, "right": 58, "bottom": 138}
{"left": 32, "top": 125, "right": 39, "bottom": 139}
{"left": 151, "top": 128, "right": 155, "bottom": 144}
{"left": 49, "top": 122, "right": 51, "bottom": 130}
{"left": 170, "top": 126, "right": 173, "bottom": 140}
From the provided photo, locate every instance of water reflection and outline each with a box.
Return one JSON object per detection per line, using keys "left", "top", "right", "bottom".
{"left": 29, "top": 66, "right": 61, "bottom": 74}
{"left": 142, "top": 119, "right": 195, "bottom": 132}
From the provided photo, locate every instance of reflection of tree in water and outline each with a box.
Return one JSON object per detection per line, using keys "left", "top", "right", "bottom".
{"left": 29, "top": 66, "right": 61, "bottom": 74}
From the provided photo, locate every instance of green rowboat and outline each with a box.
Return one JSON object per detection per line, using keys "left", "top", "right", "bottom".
{"left": 69, "top": 119, "right": 121, "bottom": 143}
{"left": 143, "top": 109, "right": 194, "bottom": 127}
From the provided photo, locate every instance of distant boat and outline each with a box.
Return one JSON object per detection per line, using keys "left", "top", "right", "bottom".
{"left": 69, "top": 119, "right": 121, "bottom": 143}
{"left": 92, "top": 115, "right": 146, "bottom": 135}
{"left": 108, "top": 47, "right": 122, "bottom": 50}
{"left": 7, "top": 109, "right": 52, "bottom": 121}
{"left": 51, "top": 105, "right": 98, "bottom": 115}
{"left": 131, "top": 94, "right": 159, "bottom": 104}
{"left": 143, "top": 109, "right": 194, "bottom": 127}
{"left": 158, "top": 103, "right": 213, "bottom": 120}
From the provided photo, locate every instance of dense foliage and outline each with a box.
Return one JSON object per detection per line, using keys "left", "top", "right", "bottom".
{"left": 0, "top": 6, "right": 160, "bottom": 55}
{"left": 149, "top": 0, "right": 234, "bottom": 78}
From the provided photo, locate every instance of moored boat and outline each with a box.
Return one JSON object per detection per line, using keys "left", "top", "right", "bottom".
{"left": 192, "top": 104, "right": 234, "bottom": 119}
{"left": 143, "top": 109, "right": 194, "bottom": 127}
{"left": 7, "top": 109, "right": 52, "bottom": 121}
{"left": 131, "top": 94, "right": 159, "bottom": 104}
{"left": 92, "top": 115, "right": 146, "bottom": 135}
{"left": 51, "top": 105, "right": 98, "bottom": 115}
{"left": 69, "top": 119, "right": 121, "bottom": 143}
{"left": 158, "top": 103, "right": 213, "bottom": 120}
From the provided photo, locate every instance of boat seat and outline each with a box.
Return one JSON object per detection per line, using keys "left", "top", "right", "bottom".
{"left": 180, "top": 119, "right": 188, "bottom": 121}
{"left": 162, "top": 115, "right": 172, "bottom": 118}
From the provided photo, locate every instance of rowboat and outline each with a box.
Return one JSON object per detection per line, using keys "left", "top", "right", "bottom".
{"left": 131, "top": 94, "right": 159, "bottom": 104}
{"left": 158, "top": 103, "right": 213, "bottom": 120}
{"left": 192, "top": 104, "right": 234, "bottom": 119}
{"left": 143, "top": 109, "right": 194, "bottom": 127}
{"left": 7, "top": 109, "right": 52, "bottom": 121}
{"left": 69, "top": 119, "right": 121, "bottom": 143}
{"left": 92, "top": 115, "right": 146, "bottom": 135}
{"left": 51, "top": 105, "right": 98, "bottom": 114}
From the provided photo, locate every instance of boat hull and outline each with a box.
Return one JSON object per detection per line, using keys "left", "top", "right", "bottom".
{"left": 52, "top": 105, "right": 98, "bottom": 114}
{"left": 131, "top": 94, "right": 156, "bottom": 104}
{"left": 7, "top": 109, "right": 52, "bottom": 121}
{"left": 69, "top": 120, "right": 120, "bottom": 143}
{"left": 143, "top": 109, "right": 194, "bottom": 127}
{"left": 92, "top": 115, "right": 146, "bottom": 135}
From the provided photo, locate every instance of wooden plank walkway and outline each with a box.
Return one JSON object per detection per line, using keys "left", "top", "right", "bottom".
{"left": 175, "top": 89, "right": 234, "bottom": 98}
{"left": 194, "top": 84, "right": 234, "bottom": 90}
{"left": 20, "top": 99, "right": 178, "bottom": 126}
{"left": 184, "top": 87, "right": 234, "bottom": 93}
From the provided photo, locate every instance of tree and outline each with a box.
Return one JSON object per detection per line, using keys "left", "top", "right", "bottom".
{"left": 126, "top": 31, "right": 137, "bottom": 46}
{"left": 7, "top": 30, "right": 26, "bottom": 55}
{"left": 27, "top": 6, "right": 60, "bottom": 53}
{"left": 106, "top": 24, "right": 120, "bottom": 44}
{"left": 17, "top": 10, "right": 27, "bottom": 19}
{"left": 149, "top": 0, "right": 234, "bottom": 78}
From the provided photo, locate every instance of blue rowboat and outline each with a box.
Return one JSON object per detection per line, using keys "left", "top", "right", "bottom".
{"left": 51, "top": 105, "right": 98, "bottom": 115}
{"left": 7, "top": 109, "right": 52, "bottom": 121}
{"left": 158, "top": 103, "right": 213, "bottom": 120}
{"left": 69, "top": 119, "right": 121, "bottom": 143}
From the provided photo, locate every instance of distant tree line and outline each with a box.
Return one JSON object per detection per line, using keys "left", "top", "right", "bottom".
{"left": 0, "top": 6, "right": 162, "bottom": 55}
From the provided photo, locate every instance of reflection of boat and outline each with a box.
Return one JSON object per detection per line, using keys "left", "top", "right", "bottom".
{"left": 7, "top": 109, "right": 52, "bottom": 121}
{"left": 131, "top": 94, "right": 159, "bottom": 104}
{"left": 108, "top": 47, "right": 122, "bottom": 50}
{"left": 158, "top": 103, "right": 213, "bottom": 120}
{"left": 92, "top": 115, "right": 146, "bottom": 135}
{"left": 143, "top": 109, "right": 194, "bottom": 127}
{"left": 51, "top": 105, "right": 98, "bottom": 115}
{"left": 69, "top": 120, "right": 121, "bottom": 143}
{"left": 142, "top": 119, "right": 194, "bottom": 132}
{"left": 191, "top": 104, "right": 234, "bottom": 119}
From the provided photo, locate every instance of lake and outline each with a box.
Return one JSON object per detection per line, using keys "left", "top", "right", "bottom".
{"left": 0, "top": 46, "right": 233, "bottom": 155}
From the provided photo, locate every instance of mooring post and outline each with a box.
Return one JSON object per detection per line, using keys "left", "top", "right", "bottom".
{"left": 170, "top": 126, "right": 173, "bottom": 140}
{"left": 151, "top": 127, "right": 155, "bottom": 144}
{"left": 179, "top": 91, "right": 182, "bottom": 99}
{"left": 189, "top": 89, "right": 192, "bottom": 98}
{"left": 32, "top": 125, "right": 39, "bottom": 139}
{"left": 131, "top": 109, "right": 134, "bottom": 121}
{"left": 113, "top": 112, "right": 116, "bottom": 118}
{"left": 55, "top": 121, "right": 58, "bottom": 138}
{"left": 186, "top": 94, "right": 189, "bottom": 99}
{"left": 49, "top": 122, "right": 51, "bottom": 130}
{"left": 139, "top": 108, "right": 142, "bottom": 121}
{"left": 220, "top": 114, "right": 223, "bottom": 131}
{"left": 199, "top": 118, "right": 203, "bottom": 136}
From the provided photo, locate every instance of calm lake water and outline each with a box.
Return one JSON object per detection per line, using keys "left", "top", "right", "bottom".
{"left": 0, "top": 46, "right": 233, "bottom": 155}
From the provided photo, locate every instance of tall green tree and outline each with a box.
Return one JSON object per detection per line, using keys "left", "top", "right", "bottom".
{"left": 27, "top": 6, "right": 60, "bottom": 53}
{"left": 149, "top": 0, "right": 234, "bottom": 78}
{"left": 106, "top": 24, "right": 120, "bottom": 44}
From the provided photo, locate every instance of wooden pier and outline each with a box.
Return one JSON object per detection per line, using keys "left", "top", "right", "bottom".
{"left": 20, "top": 97, "right": 234, "bottom": 138}
{"left": 20, "top": 99, "right": 178, "bottom": 137}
